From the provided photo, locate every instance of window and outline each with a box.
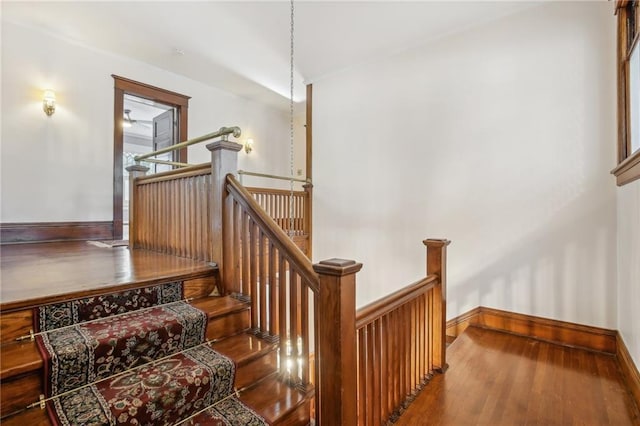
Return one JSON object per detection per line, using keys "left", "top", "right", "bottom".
{"left": 613, "top": 0, "right": 640, "bottom": 186}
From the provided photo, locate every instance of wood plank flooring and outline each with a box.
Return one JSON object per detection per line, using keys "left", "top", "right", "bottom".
{"left": 0, "top": 241, "right": 215, "bottom": 311}
{"left": 396, "top": 326, "right": 640, "bottom": 425}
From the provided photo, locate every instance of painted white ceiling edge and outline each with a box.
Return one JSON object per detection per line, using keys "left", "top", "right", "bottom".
{"left": 2, "top": 1, "right": 549, "bottom": 112}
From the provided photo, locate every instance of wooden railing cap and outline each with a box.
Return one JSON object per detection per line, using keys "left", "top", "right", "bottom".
{"left": 313, "top": 258, "right": 363, "bottom": 276}
{"left": 423, "top": 239, "right": 451, "bottom": 247}
{"left": 206, "top": 140, "right": 243, "bottom": 152}
{"left": 125, "top": 164, "right": 150, "bottom": 173}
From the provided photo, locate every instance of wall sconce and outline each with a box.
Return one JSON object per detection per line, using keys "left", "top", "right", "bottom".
{"left": 244, "top": 138, "right": 254, "bottom": 154}
{"left": 42, "top": 90, "right": 56, "bottom": 116}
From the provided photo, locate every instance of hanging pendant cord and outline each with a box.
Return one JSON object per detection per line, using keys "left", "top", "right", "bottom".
{"left": 288, "top": 0, "right": 295, "bottom": 237}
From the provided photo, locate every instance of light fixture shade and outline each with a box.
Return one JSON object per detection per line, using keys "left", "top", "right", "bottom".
{"left": 43, "top": 90, "right": 56, "bottom": 116}
{"left": 245, "top": 138, "right": 254, "bottom": 154}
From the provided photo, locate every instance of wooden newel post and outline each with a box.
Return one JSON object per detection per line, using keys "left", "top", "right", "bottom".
{"left": 125, "top": 164, "right": 149, "bottom": 248}
{"left": 207, "top": 140, "right": 242, "bottom": 295}
{"left": 423, "top": 238, "right": 451, "bottom": 373}
{"left": 313, "top": 258, "right": 362, "bottom": 426}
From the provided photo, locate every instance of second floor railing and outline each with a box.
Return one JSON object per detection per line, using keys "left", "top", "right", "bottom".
{"left": 126, "top": 131, "right": 450, "bottom": 425}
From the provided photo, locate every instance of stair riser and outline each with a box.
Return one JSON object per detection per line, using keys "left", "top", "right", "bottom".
{"left": 0, "top": 405, "right": 49, "bottom": 425}
{"left": 0, "top": 372, "right": 41, "bottom": 418}
{"left": 206, "top": 309, "right": 250, "bottom": 340}
{"left": 0, "top": 309, "right": 31, "bottom": 344}
{"left": 273, "top": 401, "right": 311, "bottom": 426}
{"left": 235, "top": 351, "right": 278, "bottom": 389}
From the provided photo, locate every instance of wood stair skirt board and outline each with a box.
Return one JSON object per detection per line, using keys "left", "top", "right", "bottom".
{"left": 447, "top": 306, "right": 640, "bottom": 411}
{"left": 1, "top": 221, "right": 113, "bottom": 244}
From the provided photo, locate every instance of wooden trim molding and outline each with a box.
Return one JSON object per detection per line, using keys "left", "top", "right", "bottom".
{"left": 0, "top": 221, "right": 113, "bottom": 244}
{"left": 617, "top": 332, "right": 640, "bottom": 410}
{"left": 612, "top": 149, "right": 640, "bottom": 186}
{"left": 614, "top": 1, "right": 640, "bottom": 186}
{"left": 448, "top": 306, "right": 640, "bottom": 409}
{"left": 446, "top": 306, "right": 617, "bottom": 354}
{"left": 446, "top": 306, "right": 481, "bottom": 339}
{"left": 112, "top": 75, "right": 190, "bottom": 239}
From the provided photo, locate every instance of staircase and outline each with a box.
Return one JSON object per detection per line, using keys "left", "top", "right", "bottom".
{"left": 1, "top": 130, "right": 451, "bottom": 425}
{"left": 0, "top": 280, "right": 311, "bottom": 425}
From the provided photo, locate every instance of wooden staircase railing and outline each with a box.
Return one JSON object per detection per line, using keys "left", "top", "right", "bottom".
{"left": 246, "top": 185, "right": 313, "bottom": 256}
{"left": 225, "top": 176, "right": 317, "bottom": 378}
{"left": 126, "top": 136, "right": 450, "bottom": 425}
{"left": 127, "top": 167, "right": 312, "bottom": 260}
{"left": 355, "top": 238, "right": 450, "bottom": 425}
{"left": 128, "top": 163, "right": 213, "bottom": 260}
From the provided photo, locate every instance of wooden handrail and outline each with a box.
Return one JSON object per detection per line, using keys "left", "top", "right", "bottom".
{"left": 225, "top": 174, "right": 319, "bottom": 293}
{"left": 356, "top": 275, "right": 438, "bottom": 329}
{"left": 245, "top": 187, "right": 307, "bottom": 196}
{"left": 135, "top": 163, "right": 211, "bottom": 185}
{"left": 239, "top": 170, "right": 310, "bottom": 184}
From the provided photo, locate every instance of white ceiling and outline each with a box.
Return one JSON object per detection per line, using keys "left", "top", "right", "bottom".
{"left": 2, "top": 1, "right": 537, "bottom": 111}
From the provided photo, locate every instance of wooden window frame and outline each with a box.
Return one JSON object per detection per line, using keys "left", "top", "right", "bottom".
{"left": 112, "top": 75, "right": 190, "bottom": 239}
{"left": 613, "top": 0, "right": 640, "bottom": 186}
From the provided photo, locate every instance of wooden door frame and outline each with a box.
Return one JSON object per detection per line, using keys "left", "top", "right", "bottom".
{"left": 112, "top": 75, "right": 190, "bottom": 239}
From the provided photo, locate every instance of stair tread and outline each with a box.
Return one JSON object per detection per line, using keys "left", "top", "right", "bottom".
{"left": 239, "top": 376, "right": 312, "bottom": 424}
{"left": 0, "top": 296, "right": 249, "bottom": 381}
{"left": 191, "top": 295, "right": 250, "bottom": 318}
{"left": 212, "top": 333, "right": 277, "bottom": 366}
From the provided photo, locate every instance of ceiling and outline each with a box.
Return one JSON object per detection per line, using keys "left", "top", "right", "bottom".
{"left": 2, "top": 1, "right": 537, "bottom": 111}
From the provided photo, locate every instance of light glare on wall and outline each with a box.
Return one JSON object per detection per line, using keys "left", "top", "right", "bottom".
{"left": 42, "top": 90, "right": 56, "bottom": 116}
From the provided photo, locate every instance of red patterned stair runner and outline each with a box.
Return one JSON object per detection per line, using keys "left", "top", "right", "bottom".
{"left": 33, "top": 282, "right": 269, "bottom": 425}
{"left": 36, "top": 302, "right": 207, "bottom": 396}
{"left": 185, "top": 396, "right": 267, "bottom": 426}
{"left": 46, "top": 345, "right": 250, "bottom": 425}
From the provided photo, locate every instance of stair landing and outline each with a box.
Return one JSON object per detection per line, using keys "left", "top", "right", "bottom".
{"left": 0, "top": 241, "right": 217, "bottom": 312}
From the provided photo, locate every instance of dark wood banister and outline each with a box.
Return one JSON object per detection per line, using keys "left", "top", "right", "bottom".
{"left": 225, "top": 174, "right": 320, "bottom": 293}
{"left": 135, "top": 163, "right": 210, "bottom": 184}
{"left": 128, "top": 136, "right": 449, "bottom": 425}
{"left": 356, "top": 275, "right": 438, "bottom": 329}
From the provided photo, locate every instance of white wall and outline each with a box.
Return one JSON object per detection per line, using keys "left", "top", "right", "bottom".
{"left": 617, "top": 179, "right": 640, "bottom": 368}
{"left": 1, "top": 21, "right": 295, "bottom": 222}
{"left": 313, "top": 2, "right": 618, "bottom": 329}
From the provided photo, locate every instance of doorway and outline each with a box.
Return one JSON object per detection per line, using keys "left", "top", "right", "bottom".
{"left": 112, "top": 75, "right": 190, "bottom": 240}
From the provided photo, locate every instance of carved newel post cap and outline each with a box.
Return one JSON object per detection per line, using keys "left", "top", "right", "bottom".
{"left": 125, "top": 164, "right": 150, "bottom": 173}
{"left": 313, "top": 258, "right": 363, "bottom": 276}
{"left": 206, "top": 140, "right": 243, "bottom": 153}
{"left": 423, "top": 239, "right": 451, "bottom": 247}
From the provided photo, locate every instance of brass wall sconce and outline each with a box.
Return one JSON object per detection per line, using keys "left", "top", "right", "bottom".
{"left": 245, "top": 138, "right": 254, "bottom": 154}
{"left": 43, "top": 90, "right": 56, "bottom": 116}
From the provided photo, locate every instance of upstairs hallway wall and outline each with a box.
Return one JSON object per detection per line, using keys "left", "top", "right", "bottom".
{"left": 313, "top": 2, "right": 618, "bottom": 335}
{"left": 1, "top": 20, "right": 295, "bottom": 223}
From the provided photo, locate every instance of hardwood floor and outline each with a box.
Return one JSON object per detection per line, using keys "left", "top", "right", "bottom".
{"left": 0, "top": 241, "right": 215, "bottom": 311}
{"left": 396, "top": 326, "right": 640, "bottom": 425}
